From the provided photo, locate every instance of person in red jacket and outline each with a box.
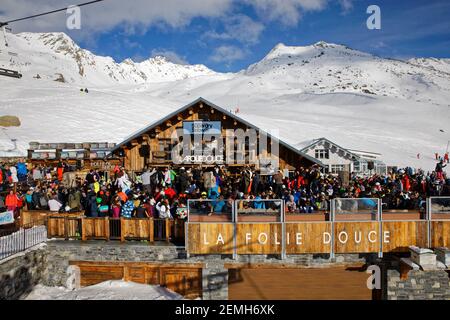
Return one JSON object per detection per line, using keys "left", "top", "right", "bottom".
{"left": 5, "top": 190, "right": 19, "bottom": 212}
{"left": 164, "top": 186, "right": 177, "bottom": 201}
{"left": 401, "top": 175, "right": 411, "bottom": 192}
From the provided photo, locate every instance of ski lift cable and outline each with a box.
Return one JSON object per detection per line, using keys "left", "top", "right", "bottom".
{"left": 0, "top": 0, "right": 106, "bottom": 27}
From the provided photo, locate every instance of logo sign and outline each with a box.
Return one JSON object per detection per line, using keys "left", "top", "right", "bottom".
{"left": 183, "top": 121, "right": 221, "bottom": 135}
{"left": 0, "top": 211, "right": 14, "bottom": 225}
{"left": 182, "top": 155, "right": 224, "bottom": 164}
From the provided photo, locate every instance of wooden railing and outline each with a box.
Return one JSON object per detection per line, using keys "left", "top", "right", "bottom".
{"left": 45, "top": 215, "right": 185, "bottom": 244}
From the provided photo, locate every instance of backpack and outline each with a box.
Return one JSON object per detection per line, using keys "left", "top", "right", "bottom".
{"left": 40, "top": 196, "right": 48, "bottom": 207}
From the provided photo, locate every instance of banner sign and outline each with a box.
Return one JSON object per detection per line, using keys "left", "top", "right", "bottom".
{"left": 183, "top": 121, "right": 221, "bottom": 135}
{"left": 187, "top": 220, "right": 447, "bottom": 255}
{"left": 0, "top": 210, "right": 15, "bottom": 225}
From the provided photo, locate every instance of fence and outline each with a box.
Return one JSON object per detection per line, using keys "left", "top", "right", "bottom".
{"left": 45, "top": 216, "right": 183, "bottom": 244}
{"left": 186, "top": 197, "right": 450, "bottom": 257}
{"left": 0, "top": 220, "right": 47, "bottom": 261}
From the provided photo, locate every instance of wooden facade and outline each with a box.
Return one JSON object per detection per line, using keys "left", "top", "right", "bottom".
{"left": 69, "top": 261, "right": 203, "bottom": 299}
{"left": 27, "top": 141, "right": 121, "bottom": 172}
{"left": 187, "top": 220, "right": 450, "bottom": 255}
{"left": 111, "top": 98, "right": 321, "bottom": 173}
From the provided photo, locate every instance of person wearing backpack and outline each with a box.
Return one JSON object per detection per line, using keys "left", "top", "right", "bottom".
{"left": 39, "top": 191, "right": 49, "bottom": 210}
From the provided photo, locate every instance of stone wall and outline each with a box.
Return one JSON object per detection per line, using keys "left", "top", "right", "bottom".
{"left": 386, "top": 269, "right": 450, "bottom": 300}
{"left": 45, "top": 240, "right": 182, "bottom": 287}
{"left": 0, "top": 244, "right": 48, "bottom": 300}
{"left": 7, "top": 240, "right": 442, "bottom": 300}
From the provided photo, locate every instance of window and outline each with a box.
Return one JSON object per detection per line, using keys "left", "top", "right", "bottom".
{"left": 315, "top": 149, "right": 329, "bottom": 159}
{"left": 330, "top": 164, "right": 345, "bottom": 173}
{"left": 353, "top": 161, "right": 368, "bottom": 173}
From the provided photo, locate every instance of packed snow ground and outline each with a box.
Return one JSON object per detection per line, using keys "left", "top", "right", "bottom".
{"left": 0, "top": 32, "right": 449, "bottom": 173}
{"left": 24, "top": 280, "right": 184, "bottom": 300}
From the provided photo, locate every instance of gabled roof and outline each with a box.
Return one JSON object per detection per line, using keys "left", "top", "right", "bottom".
{"left": 297, "top": 137, "right": 360, "bottom": 160}
{"left": 111, "top": 97, "right": 323, "bottom": 166}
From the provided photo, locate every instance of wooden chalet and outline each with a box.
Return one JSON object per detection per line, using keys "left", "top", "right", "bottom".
{"left": 111, "top": 98, "right": 323, "bottom": 174}
{"left": 27, "top": 142, "right": 121, "bottom": 172}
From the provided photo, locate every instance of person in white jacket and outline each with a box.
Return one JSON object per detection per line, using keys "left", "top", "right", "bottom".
{"left": 156, "top": 199, "right": 172, "bottom": 219}
{"left": 9, "top": 165, "right": 18, "bottom": 183}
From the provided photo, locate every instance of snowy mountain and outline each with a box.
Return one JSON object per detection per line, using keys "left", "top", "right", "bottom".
{"left": 0, "top": 32, "right": 449, "bottom": 172}
{"left": 409, "top": 58, "right": 450, "bottom": 75}
{"left": 242, "top": 42, "right": 450, "bottom": 106}
{"left": 0, "top": 32, "right": 216, "bottom": 85}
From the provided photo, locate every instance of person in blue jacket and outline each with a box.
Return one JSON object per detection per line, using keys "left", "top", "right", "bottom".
{"left": 16, "top": 160, "right": 27, "bottom": 182}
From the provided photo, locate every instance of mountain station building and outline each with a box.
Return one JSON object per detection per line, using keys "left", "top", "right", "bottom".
{"left": 296, "top": 137, "right": 387, "bottom": 176}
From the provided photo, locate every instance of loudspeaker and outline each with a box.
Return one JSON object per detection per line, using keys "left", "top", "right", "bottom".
{"left": 139, "top": 145, "right": 150, "bottom": 157}
{"left": 368, "top": 161, "right": 375, "bottom": 170}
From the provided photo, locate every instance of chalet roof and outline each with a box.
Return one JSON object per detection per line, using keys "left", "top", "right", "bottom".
{"left": 296, "top": 137, "right": 360, "bottom": 160}
{"left": 111, "top": 97, "right": 323, "bottom": 166}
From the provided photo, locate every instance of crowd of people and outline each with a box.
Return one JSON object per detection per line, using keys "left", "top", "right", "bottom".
{"left": 0, "top": 158, "right": 449, "bottom": 221}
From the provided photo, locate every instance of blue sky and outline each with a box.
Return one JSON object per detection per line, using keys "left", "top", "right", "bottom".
{"left": 2, "top": 0, "right": 450, "bottom": 72}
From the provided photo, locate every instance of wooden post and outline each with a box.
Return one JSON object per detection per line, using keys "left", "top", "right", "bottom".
{"left": 120, "top": 218, "right": 125, "bottom": 242}
{"left": 81, "top": 218, "right": 87, "bottom": 241}
{"left": 123, "top": 265, "right": 130, "bottom": 282}
{"left": 64, "top": 216, "right": 69, "bottom": 240}
{"left": 104, "top": 217, "right": 110, "bottom": 241}
{"left": 149, "top": 218, "right": 154, "bottom": 243}
{"left": 165, "top": 219, "right": 171, "bottom": 243}
{"left": 46, "top": 218, "right": 51, "bottom": 239}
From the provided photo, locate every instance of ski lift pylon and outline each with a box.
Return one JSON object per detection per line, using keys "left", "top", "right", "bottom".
{"left": 1, "top": 25, "right": 9, "bottom": 47}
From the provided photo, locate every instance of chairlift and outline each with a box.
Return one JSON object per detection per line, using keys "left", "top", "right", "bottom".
{"left": 1, "top": 25, "right": 9, "bottom": 47}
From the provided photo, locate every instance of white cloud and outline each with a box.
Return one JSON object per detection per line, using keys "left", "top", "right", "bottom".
{"left": 0, "top": 0, "right": 234, "bottom": 34}
{"left": 339, "top": 0, "right": 353, "bottom": 11}
{"left": 245, "top": 0, "right": 329, "bottom": 26}
{"left": 203, "top": 14, "right": 265, "bottom": 45}
{"left": 209, "top": 45, "right": 248, "bottom": 63}
{"left": 150, "top": 49, "right": 188, "bottom": 64}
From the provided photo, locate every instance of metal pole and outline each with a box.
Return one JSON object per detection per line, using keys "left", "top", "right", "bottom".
{"left": 281, "top": 200, "right": 286, "bottom": 260}
{"left": 378, "top": 198, "right": 383, "bottom": 258}
{"left": 233, "top": 200, "right": 237, "bottom": 260}
{"left": 330, "top": 199, "right": 335, "bottom": 260}
{"left": 427, "top": 197, "right": 431, "bottom": 249}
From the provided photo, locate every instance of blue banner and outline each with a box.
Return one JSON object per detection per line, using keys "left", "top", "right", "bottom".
{"left": 183, "top": 121, "right": 221, "bottom": 135}
{"left": 0, "top": 211, "right": 14, "bottom": 225}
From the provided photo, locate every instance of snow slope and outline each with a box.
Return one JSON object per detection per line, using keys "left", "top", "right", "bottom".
{"left": 0, "top": 32, "right": 449, "bottom": 172}
{"left": 24, "top": 280, "right": 183, "bottom": 300}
